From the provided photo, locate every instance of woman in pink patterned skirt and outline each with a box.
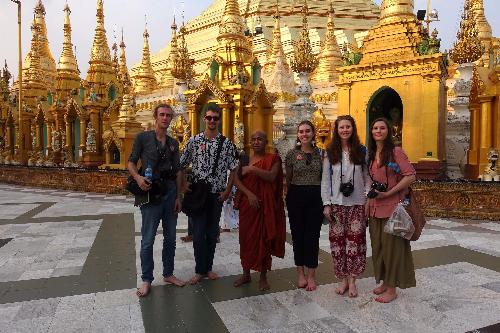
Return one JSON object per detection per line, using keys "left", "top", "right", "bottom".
{"left": 321, "top": 115, "right": 371, "bottom": 298}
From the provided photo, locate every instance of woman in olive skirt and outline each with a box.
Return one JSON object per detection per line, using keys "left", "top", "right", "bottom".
{"left": 367, "top": 117, "right": 416, "bottom": 303}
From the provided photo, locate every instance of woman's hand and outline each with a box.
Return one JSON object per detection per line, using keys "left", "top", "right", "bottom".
{"left": 373, "top": 190, "right": 390, "bottom": 199}
{"left": 323, "top": 205, "right": 332, "bottom": 222}
{"left": 247, "top": 192, "right": 260, "bottom": 209}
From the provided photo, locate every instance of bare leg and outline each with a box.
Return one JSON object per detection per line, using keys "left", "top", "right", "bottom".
{"left": 207, "top": 271, "right": 219, "bottom": 280}
{"left": 375, "top": 286, "right": 398, "bottom": 303}
{"left": 373, "top": 282, "right": 388, "bottom": 295}
{"left": 305, "top": 268, "right": 317, "bottom": 291}
{"left": 188, "top": 274, "right": 204, "bottom": 285}
{"left": 348, "top": 276, "right": 358, "bottom": 298}
{"left": 335, "top": 277, "right": 349, "bottom": 295}
{"left": 163, "top": 275, "right": 185, "bottom": 287}
{"left": 259, "top": 270, "right": 270, "bottom": 291}
{"left": 297, "top": 266, "right": 307, "bottom": 288}
{"left": 136, "top": 282, "right": 151, "bottom": 297}
{"left": 234, "top": 269, "right": 251, "bottom": 287}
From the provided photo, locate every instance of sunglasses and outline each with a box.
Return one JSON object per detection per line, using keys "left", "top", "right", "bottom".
{"left": 205, "top": 116, "right": 220, "bottom": 122}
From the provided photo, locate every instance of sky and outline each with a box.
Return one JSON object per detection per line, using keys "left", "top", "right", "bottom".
{"left": 0, "top": 0, "right": 499, "bottom": 80}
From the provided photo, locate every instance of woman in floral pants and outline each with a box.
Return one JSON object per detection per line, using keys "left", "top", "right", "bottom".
{"left": 321, "top": 115, "right": 371, "bottom": 297}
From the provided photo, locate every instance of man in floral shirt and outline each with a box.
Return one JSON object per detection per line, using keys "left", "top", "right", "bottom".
{"left": 180, "top": 103, "right": 238, "bottom": 284}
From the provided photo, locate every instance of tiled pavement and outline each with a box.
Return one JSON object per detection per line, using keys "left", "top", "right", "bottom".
{"left": 0, "top": 183, "right": 500, "bottom": 332}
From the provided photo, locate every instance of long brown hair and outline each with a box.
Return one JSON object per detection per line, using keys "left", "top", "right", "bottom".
{"left": 368, "top": 117, "right": 395, "bottom": 166}
{"left": 327, "top": 115, "right": 365, "bottom": 165}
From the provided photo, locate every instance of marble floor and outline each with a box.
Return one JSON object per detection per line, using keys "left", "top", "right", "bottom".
{"left": 0, "top": 183, "right": 499, "bottom": 333}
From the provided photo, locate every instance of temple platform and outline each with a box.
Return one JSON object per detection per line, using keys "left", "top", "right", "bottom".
{"left": 0, "top": 184, "right": 499, "bottom": 332}
{"left": 1, "top": 165, "right": 499, "bottom": 221}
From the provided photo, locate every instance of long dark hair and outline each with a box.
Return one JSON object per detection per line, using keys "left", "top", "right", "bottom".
{"left": 368, "top": 117, "right": 395, "bottom": 165}
{"left": 295, "top": 120, "right": 316, "bottom": 150}
{"left": 327, "top": 115, "right": 365, "bottom": 165}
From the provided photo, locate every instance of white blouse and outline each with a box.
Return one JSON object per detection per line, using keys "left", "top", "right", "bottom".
{"left": 321, "top": 151, "right": 371, "bottom": 206}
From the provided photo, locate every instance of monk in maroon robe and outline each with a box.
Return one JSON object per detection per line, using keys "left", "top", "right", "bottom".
{"left": 233, "top": 131, "right": 286, "bottom": 291}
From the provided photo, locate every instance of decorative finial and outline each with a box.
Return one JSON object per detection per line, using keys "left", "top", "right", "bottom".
{"left": 291, "top": 0, "right": 318, "bottom": 73}
{"left": 449, "top": 0, "right": 483, "bottom": 64}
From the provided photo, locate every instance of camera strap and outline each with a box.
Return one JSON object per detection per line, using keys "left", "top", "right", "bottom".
{"left": 340, "top": 154, "right": 355, "bottom": 187}
{"left": 368, "top": 160, "right": 389, "bottom": 188}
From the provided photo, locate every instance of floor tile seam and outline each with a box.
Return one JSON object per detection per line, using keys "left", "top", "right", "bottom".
{"left": 0, "top": 213, "right": 129, "bottom": 225}
{"left": 201, "top": 245, "right": 484, "bottom": 304}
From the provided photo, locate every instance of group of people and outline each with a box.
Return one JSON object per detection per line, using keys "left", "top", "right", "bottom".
{"left": 128, "top": 103, "right": 416, "bottom": 304}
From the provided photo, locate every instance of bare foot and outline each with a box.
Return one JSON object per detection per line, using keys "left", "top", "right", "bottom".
{"left": 259, "top": 277, "right": 270, "bottom": 291}
{"left": 305, "top": 277, "right": 317, "bottom": 291}
{"left": 207, "top": 271, "right": 219, "bottom": 280}
{"left": 188, "top": 274, "right": 203, "bottom": 285}
{"left": 297, "top": 272, "right": 307, "bottom": 288}
{"left": 375, "top": 290, "right": 398, "bottom": 303}
{"left": 348, "top": 282, "right": 358, "bottom": 298}
{"left": 373, "top": 284, "right": 388, "bottom": 295}
{"left": 136, "top": 282, "right": 151, "bottom": 297}
{"left": 233, "top": 274, "right": 251, "bottom": 287}
{"left": 335, "top": 280, "right": 349, "bottom": 296}
{"left": 163, "top": 275, "right": 185, "bottom": 287}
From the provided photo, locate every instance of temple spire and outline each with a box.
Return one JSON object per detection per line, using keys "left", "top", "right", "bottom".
{"left": 472, "top": 0, "right": 493, "bottom": 64}
{"left": 160, "top": 17, "right": 179, "bottom": 88}
{"left": 24, "top": 0, "right": 57, "bottom": 88}
{"left": 132, "top": 24, "right": 158, "bottom": 94}
{"left": 291, "top": 0, "right": 318, "bottom": 74}
{"left": 56, "top": 3, "right": 80, "bottom": 99}
{"left": 216, "top": 0, "right": 252, "bottom": 64}
{"left": 265, "top": 0, "right": 289, "bottom": 73}
{"left": 119, "top": 30, "right": 131, "bottom": 88}
{"left": 86, "top": 0, "right": 114, "bottom": 91}
{"left": 380, "top": 0, "right": 414, "bottom": 23}
{"left": 311, "top": 1, "right": 342, "bottom": 83}
{"left": 449, "top": 0, "right": 483, "bottom": 64}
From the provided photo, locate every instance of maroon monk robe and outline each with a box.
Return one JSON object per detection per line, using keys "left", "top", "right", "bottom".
{"left": 238, "top": 153, "right": 286, "bottom": 272}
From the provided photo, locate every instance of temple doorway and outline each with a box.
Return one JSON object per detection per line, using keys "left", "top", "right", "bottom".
{"left": 367, "top": 87, "right": 403, "bottom": 146}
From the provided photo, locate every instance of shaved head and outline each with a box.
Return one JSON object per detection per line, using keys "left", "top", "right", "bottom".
{"left": 250, "top": 130, "right": 267, "bottom": 155}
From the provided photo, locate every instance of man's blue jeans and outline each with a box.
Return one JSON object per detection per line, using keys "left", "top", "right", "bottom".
{"left": 192, "top": 193, "right": 223, "bottom": 275}
{"left": 139, "top": 185, "right": 177, "bottom": 283}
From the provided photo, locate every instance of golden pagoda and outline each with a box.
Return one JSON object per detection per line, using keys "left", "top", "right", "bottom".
{"left": 23, "top": 0, "right": 57, "bottom": 90}
{"left": 118, "top": 31, "right": 132, "bottom": 88}
{"left": 185, "top": 0, "right": 276, "bottom": 151}
{"left": 310, "top": 2, "right": 343, "bottom": 85}
{"left": 48, "top": 3, "right": 82, "bottom": 165}
{"left": 337, "top": 0, "right": 448, "bottom": 179}
{"left": 462, "top": 0, "right": 500, "bottom": 179}
{"left": 81, "top": 0, "right": 122, "bottom": 167}
{"left": 132, "top": 0, "right": 380, "bottom": 82}
{"left": 132, "top": 26, "right": 158, "bottom": 95}
{"left": 159, "top": 19, "right": 179, "bottom": 89}
{"left": 471, "top": 0, "right": 495, "bottom": 65}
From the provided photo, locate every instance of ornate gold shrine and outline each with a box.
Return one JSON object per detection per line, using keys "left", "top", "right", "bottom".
{"left": 337, "top": 0, "right": 447, "bottom": 179}
{"left": 184, "top": 0, "right": 276, "bottom": 152}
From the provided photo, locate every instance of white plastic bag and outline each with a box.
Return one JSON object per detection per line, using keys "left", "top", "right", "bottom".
{"left": 384, "top": 203, "right": 415, "bottom": 240}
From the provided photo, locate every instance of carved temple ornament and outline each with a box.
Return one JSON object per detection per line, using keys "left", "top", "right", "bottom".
{"left": 480, "top": 148, "right": 500, "bottom": 181}
{"left": 338, "top": 62, "right": 440, "bottom": 84}
{"left": 188, "top": 74, "right": 231, "bottom": 105}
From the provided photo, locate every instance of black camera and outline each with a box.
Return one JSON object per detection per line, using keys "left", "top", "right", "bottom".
{"left": 367, "top": 181, "right": 387, "bottom": 199}
{"left": 339, "top": 182, "right": 354, "bottom": 197}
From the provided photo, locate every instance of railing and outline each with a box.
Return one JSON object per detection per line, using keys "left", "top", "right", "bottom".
{"left": 273, "top": 122, "right": 285, "bottom": 141}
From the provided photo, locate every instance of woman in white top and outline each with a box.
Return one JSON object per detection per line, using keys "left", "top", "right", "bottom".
{"left": 321, "top": 115, "right": 371, "bottom": 298}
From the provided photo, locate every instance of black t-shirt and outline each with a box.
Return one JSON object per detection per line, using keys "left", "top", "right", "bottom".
{"left": 128, "top": 130, "right": 180, "bottom": 180}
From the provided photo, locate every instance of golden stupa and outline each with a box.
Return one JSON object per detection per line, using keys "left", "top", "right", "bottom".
{"left": 131, "top": 0, "right": 379, "bottom": 81}
{"left": 337, "top": 0, "right": 447, "bottom": 179}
